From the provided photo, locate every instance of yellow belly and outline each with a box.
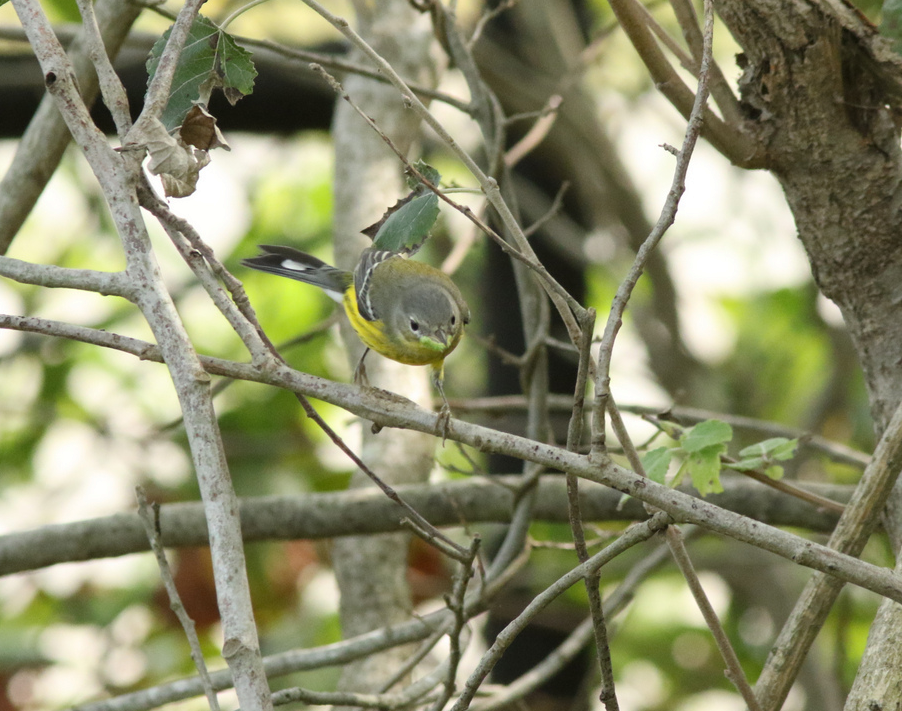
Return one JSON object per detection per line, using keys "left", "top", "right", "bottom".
{"left": 343, "top": 287, "right": 446, "bottom": 366}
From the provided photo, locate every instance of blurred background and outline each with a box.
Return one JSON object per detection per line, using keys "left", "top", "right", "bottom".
{"left": 0, "top": 0, "right": 886, "bottom": 709}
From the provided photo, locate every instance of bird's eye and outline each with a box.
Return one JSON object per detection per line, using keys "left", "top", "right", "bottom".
{"left": 451, "top": 315, "right": 457, "bottom": 326}
{"left": 410, "top": 319, "right": 420, "bottom": 332}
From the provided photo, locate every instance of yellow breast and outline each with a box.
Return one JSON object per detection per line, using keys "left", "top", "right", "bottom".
{"left": 342, "top": 286, "right": 448, "bottom": 366}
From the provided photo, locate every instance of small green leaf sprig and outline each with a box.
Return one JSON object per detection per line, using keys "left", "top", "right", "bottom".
{"left": 642, "top": 419, "right": 799, "bottom": 497}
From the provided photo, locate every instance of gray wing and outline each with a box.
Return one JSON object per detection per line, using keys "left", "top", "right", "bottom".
{"left": 354, "top": 249, "right": 396, "bottom": 321}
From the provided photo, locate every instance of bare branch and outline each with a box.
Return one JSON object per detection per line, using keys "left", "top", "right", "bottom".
{"left": 0, "top": 315, "right": 894, "bottom": 602}
{"left": 504, "top": 95, "right": 563, "bottom": 169}
{"left": 473, "top": 537, "right": 674, "bottom": 711}
{"left": 606, "top": 0, "right": 760, "bottom": 166}
{"left": 592, "top": 0, "right": 715, "bottom": 454}
{"left": 666, "top": 526, "right": 762, "bottom": 710}
{"left": 449, "top": 396, "right": 871, "bottom": 468}
{"left": 69, "top": 611, "right": 461, "bottom": 711}
{"left": 0, "top": 0, "right": 141, "bottom": 252}
{"left": 754, "top": 395, "right": 902, "bottom": 709}
{"left": 136, "top": 488, "right": 220, "bottom": 711}
{"left": 74, "top": 0, "right": 132, "bottom": 138}
{"left": 0, "top": 255, "right": 131, "bottom": 298}
{"left": 450, "top": 513, "right": 673, "bottom": 711}
{"left": 667, "top": 0, "right": 742, "bottom": 124}
{"left": 0, "top": 473, "right": 850, "bottom": 577}
{"left": 10, "top": 1, "right": 272, "bottom": 705}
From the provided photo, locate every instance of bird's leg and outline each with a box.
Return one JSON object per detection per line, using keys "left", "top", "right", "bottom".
{"left": 353, "top": 348, "right": 371, "bottom": 388}
{"left": 432, "top": 367, "right": 452, "bottom": 443}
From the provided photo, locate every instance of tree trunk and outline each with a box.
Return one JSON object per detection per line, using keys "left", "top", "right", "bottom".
{"left": 714, "top": 2, "right": 902, "bottom": 708}
{"left": 329, "top": 0, "right": 441, "bottom": 697}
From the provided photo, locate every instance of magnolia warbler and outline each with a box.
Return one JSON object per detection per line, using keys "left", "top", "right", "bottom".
{"left": 242, "top": 245, "right": 470, "bottom": 411}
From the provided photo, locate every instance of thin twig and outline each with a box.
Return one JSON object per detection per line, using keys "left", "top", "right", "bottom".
{"left": 522, "top": 181, "right": 571, "bottom": 239}
{"left": 135, "top": 487, "right": 221, "bottom": 711}
{"left": 665, "top": 526, "right": 763, "bottom": 710}
{"left": 430, "top": 538, "right": 482, "bottom": 711}
{"left": 473, "top": 536, "right": 675, "bottom": 711}
{"left": 608, "top": 396, "right": 762, "bottom": 708}
{"left": 667, "top": 0, "right": 742, "bottom": 124}
{"left": 219, "top": 0, "right": 271, "bottom": 30}
{"left": 467, "top": 0, "right": 518, "bottom": 49}
{"left": 239, "top": 35, "right": 472, "bottom": 113}
{"left": 74, "top": 0, "right": 133, "bottom": 138}
{"left": 129, "top": 0, "right": 206, "bottom": 131}
{"left": 273, "top": 626, "right": 475, "bottom": 709}
{"left": 378, "top": 628, "right": 447, "bottom": 693}
{"left": 2, "top": 317, "right": 898, "bottom": 602}
{"left": 591, "top": 0, "right": 716, "bottom": 455}
{"left": 272, "top": 680, "right": 435, "bottom": 708}
{"left": 724, "top": 460, "right": 845, "bottom": 514}
{"left": 294, "top": 393, "right": 471, "bottom": 562}
{"left": 562, "top": 308, "right": 618, "bottom": 709}
{"left": 504, "top": 95, "right": 563, "bottom": 169}
{"left": 605, "top": 0, "right": 759, "bottom": 166}
{"left": 450, "top": 513, "right": 673, "bottom": 711}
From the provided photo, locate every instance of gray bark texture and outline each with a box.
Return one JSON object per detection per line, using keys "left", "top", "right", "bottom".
{"left": 713, "top": 2, "right": 902, "bottom": 709}
{"left": 329, "top": 0, "right": 441, "bottom": 699}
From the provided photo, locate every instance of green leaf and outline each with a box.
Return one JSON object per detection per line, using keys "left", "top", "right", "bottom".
{"left": 732, "top": 437, "right": 799, "bottom": 472}
{"left": 642, "top": 447, "right": 672, "bottom": 484}
{"left": 729, "top": 457, "right": 765, "bottom": 472}
{"left": 368, "top": 193, "right": 440, "bottom": 253}
{"left": 764, "top": 465, "right": 784, "bottom": 480}
{"left": 738, "top": 437, "right": 798, "bottom": 461}
{"left": 41, "top": 0, "right": 80, "bottom": 21}
{"left": 406, "top": 159, "right": 442, "bottom": 191}
{"left": 680, "top": 419, "right": 733, "bottom": 453}
{"left": 217, "top": 30, "right": 257, "bottom": 102}
{"left": 687, "top": 444, "right": 726, "bottom": 496}
{"left": 146, "top": 15, "right": 257, "bottom": 131}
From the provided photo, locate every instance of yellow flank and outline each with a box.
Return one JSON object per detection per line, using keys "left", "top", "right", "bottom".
{"left": 342, "top": 284, "right": 450, "bottom": 366}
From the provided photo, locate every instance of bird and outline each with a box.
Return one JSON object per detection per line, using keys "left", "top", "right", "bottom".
{"left": 242, "top": 244, "right": 470, "bottom": 423}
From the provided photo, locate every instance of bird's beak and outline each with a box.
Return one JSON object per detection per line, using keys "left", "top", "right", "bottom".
{"left": 420, "top": 330, "right": 448, "bottom": 351}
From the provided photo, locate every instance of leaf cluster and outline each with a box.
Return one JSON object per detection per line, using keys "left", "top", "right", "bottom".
{"left": 643, "top": 420, "right": 799, "bottom": 496}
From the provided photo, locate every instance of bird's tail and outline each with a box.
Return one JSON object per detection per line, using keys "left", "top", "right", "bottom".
{"left": 242, "top": 245, "right": 351, "bottom": 301}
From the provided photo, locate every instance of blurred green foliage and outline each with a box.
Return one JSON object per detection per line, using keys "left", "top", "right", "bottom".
{"left": 0, "top": 0, "right": 887, "bottom": 708}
